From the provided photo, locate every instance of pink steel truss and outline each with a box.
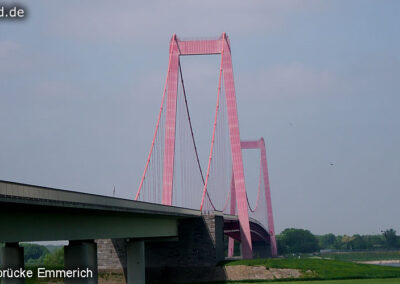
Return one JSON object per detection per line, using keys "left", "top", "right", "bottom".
{"left": 135, "top": 34, "right": 278, "bottom": 259}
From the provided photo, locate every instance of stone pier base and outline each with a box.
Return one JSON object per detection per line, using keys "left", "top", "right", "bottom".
{"left": 97, "top": 215, "right": 225, "bottom": 283}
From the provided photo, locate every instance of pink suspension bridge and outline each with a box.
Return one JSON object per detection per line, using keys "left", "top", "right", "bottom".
{"left": 135, "top": 33, "right": 277, "bottom": 259}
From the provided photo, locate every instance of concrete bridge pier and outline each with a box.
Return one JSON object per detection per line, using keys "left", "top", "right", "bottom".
{"left": 0, "top": 242, "right": 24, "bottom": 284}
{"left": 252, "top": 240, "right": 271, "bottom": 258}
{"left": 127, "top": 240, "right": 145, "bottom": 284}
{"left": 64, "top": 240, "right": 98, "bottom": 284}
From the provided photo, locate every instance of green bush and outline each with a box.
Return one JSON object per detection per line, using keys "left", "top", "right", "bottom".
{"left": 42, "top": 247, "right": 64, "bottom": 267}
{"left": 21, "top": 244, "right": 49, "bottom": 264}
{"left": 278, "top": 228, "right": 319, "bottom": 254}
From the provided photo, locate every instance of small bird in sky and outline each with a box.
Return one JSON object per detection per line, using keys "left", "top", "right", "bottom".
{"left": 330, "top": 163, "right": 334, "bottom": 166}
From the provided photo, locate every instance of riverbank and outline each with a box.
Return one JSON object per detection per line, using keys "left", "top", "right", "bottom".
{"left": 320, "top": 250, "right": 400, "bottom": 262}
{"left": 20, "top": 257, "right": 400, "bottom": 283}
{"left": 222, "top": 258, "right": 400, "bottom": 282}
{"left": 358, "top": 259, "right": 400, "bottom": 265}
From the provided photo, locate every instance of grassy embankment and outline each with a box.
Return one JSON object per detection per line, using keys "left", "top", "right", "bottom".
{"left": 236, "top": 279, "right": 400, "bottom": 284}
{"left": 220, "top": 258, "right": 400, "bottom": 282}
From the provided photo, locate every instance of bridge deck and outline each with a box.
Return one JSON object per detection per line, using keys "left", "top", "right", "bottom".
{"left": 0, "top": 180, "right": 200, "bottom": 243}
{"left": 0, "top": 180, "right": 270, "bottom": 246}
{"left": 0, "top": 180, "right": 201, "bottom": 217}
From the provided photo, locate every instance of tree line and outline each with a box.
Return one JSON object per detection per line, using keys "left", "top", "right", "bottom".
{"left": 21, "top": 244, "right": 64, "bottom": 266}
{"left": 2, "top": 228, "right": 399, "bottom": 262}
{"left": 277, "top": 228, "right": 400, "bottom": 254}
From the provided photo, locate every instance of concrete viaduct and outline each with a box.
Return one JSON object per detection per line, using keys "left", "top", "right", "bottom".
{"left": 0, "top": 180, "right": 272, "bottom": 283}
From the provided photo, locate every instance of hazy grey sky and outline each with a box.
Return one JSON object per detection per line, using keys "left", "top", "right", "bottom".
{"left": 0, "top": 0, "right": 399, "bottom": 235}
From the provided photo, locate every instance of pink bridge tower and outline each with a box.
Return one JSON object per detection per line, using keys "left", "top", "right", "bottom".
{"left": 136, "top": 34, "right": 278, "bottom": 259}
{"left": 161, "top": 34, "right": 253, "bottom": 258}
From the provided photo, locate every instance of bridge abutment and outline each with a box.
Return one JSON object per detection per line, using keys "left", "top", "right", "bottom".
{"left": 145, "top": 214, "right": 224, "bottom": 268}
{"left": 96, "top": 238, "right": 128, "bottom": 274}
{"left": 97, "top": 214, "right": 226, "bottom": 283}
{"left": 203, "top": 214, "right": 225, "bottom": 263}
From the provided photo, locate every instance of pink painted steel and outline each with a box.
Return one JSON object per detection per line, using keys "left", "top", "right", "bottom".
{"left": 177, "top": 39, "right": 222, "bottom": 55}
{"left": 162, "top": 35, "right": 180, "bottom": 206}
{"left": 240, "top": 138, "right": 278, "bottom": 257}
{"left": 145, "top": 33, "right": 264, "bottom": 258}
{"left": 195, "top": 33, "right": 252, "bottom": 257}
{"left": 220, "top": 34, "right": 252, "bottom": 259}
{"left": 260, "top": 138, "right": 278, "bottom": 257}
{"left": 228, "top": 237, "right": 235, "bottom": 258}
{"left": 240, "top": 141, "right": 260, "bottom": 149}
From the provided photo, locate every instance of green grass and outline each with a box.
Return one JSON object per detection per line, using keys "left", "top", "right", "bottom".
{"left": 321, "top": 251, "right": 400, "bottom": 262}
{"left": 223, "top": 258, "right": 400, "bottom": 281}
{"left": 235, "top": 279, "right": 400, "bottom": 284}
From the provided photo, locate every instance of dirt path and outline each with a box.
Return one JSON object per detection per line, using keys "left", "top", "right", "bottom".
{"left": 224, "top": 265, "right": 302, "bottom": 280}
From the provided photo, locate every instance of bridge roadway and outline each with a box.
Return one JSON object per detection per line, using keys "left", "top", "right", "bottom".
{"left": 0, "top": 180, "right": 270, "bottom": 284}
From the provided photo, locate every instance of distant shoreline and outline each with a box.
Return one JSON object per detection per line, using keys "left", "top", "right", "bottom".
{"left": 358, "top": 260, "right": 400, "bottom": 265}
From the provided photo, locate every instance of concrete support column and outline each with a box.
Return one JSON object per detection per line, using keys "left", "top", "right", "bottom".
{"left": 252, "top": 240, "right": 270, "bottom": 259}
{"left": 203, "top": 214, "right": 225, "bottom": 263}
{"left": 127, "top": 240, "right": 145, "bottom": 284}
{"left": 214, "top": 215, "right": 225, "bottom": 263}
{"left": 0, "top": 243, "right": 24, "bottom": 284}
{"left": 64, "top": 240, "right": 98, "bottom": 284}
